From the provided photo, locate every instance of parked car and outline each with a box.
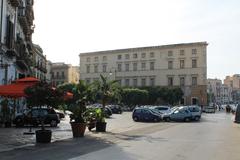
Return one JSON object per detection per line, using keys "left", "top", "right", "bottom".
{"left": 187, "top": 106, "right": 201, "bottom": 121}
{"left": 107, "top": 105, "right": 123, "bottom": 114}
{"left": 151, "top": 106, "right": 171, "bottom": 114}
{"left": 235, "top": 104, "right": 240, "bottom": 123}
{"left": 204, "top": 106, "right": 215, "bottom": 113}
{"left": 55, "top": 109, "right": 65, "bottom": 119}
{"left": 13, "top": 107, "right": 60, "bottom": 127}
{"left": 132, "top": 108, "right": 161, "bottom": 122}
{"left": 162, "top": 106, "right": 192, "bottom": 122}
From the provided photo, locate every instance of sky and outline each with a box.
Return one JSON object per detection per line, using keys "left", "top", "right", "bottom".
{"left": 32, "top": 0, "right": 240, "bottom": 80}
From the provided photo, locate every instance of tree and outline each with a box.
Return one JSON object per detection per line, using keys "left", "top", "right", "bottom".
{"left": 93, "top": 75, "right": 121, "bottom": 121}
{"left": 24, "top": 82, "right": 64, "bottom": 130}
{"left": 122, "top": 88, "right": 149, "bottom": 109}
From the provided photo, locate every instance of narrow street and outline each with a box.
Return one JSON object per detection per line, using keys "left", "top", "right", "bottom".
{"left": 0, "top": 112, "right": 240, "bottom": 160}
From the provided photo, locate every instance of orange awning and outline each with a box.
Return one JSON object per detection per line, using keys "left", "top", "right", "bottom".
{"left": 0, "top": 77, "right": 40, "bottom": 98}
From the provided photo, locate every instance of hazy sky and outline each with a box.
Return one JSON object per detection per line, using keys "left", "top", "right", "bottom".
{"left": 32, "top": 0, "right": 240, "bottom": 80}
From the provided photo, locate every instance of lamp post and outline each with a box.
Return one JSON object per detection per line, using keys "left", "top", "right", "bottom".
{"left": 109, "top": 69, "right": 116, "bottom": 80}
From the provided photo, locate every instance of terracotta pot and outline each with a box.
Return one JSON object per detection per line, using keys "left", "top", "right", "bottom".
{"left": 70, "top": 122, "right": 86, "bottom": 137}
{"left": 96, "top": 122, "right": 107, "bottom": 132}
{"left": 36, "top": 130, "right": 52, "bottom": 143}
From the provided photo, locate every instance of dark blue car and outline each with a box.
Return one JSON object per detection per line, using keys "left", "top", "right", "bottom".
{"left": 132, "top": 108, "right": 161, "bottom": 122}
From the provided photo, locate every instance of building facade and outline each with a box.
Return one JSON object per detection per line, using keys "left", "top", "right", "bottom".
{"left": 0, "top": 0, "right": 35, "bottom": 85}
{"left": 207, "top": 78, "right": 232, "bottom": 104}
{"left": 79, "top": 42, "right": 208, "bottom": 105}
{"left": 51, "top": 62, "right": 80, "bottom": 86}
{"left": 224, "top": 74, "right": 240, "bottom": 103}
{"left": 32, "top": 44, "right": 46, "bottom": 81}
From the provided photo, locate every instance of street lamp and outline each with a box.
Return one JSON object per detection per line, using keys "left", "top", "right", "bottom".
{"left": 109, "top": 69, "right": 116, "bottom": 80}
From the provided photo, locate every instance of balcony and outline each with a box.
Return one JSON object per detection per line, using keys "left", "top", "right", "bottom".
{"left": 18, "top": 7, "right": 30, "bottom": 35}
{"left": 9, "top": 0, "right": 20, "bottom": 7}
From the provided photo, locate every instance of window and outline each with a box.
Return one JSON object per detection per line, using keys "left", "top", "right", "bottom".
{"left": 103, "top": 56, "right": 107, "bottom": 61}
{"left": 168, "top": 77, "right": 173, "bottom": 86}
{"left": 94, "top": 65, "right": 98, "bottom": 73}
{"left": 102, "top": 64, "right": 107, "bottom": 72}
{"left": 168, "top": 51, "right": 173, "bottom": 56}
{"left": 52, "top": 72, "right": 54, "bottom": 78}
{"left": 56, "top": 72, "right": 59, "bottom": 78}
{"left": 118, "top": 55, "right": 122, "bottom": 60}
{"left": 180, "top": 60, "right": 185, "bottom": 69}
{"left": 150, "top": 62, "right": 155, "bottom": 70}
{"left": 150, "top": 52, "right": 155, "bottom": 58}
{"left": 125, "top": 63, "right": 129, "bottom": 71}
{"left": 94, "top": 57, "right": 98, "bottom": 62}
{"left": 133, "top": 63, "right": 137, "bottom": 71}
{"left": 168, "top": 61, "right": 173, "bottom": 69}
{"left": 125, "top": 79, "right": 130, "bottom": 86}
{"left": 180, "top": 50, "right": 185, "bottom": 56}
{"left": 118, "top": 63, "right": 122, "bottom": 72}
{"left": 192, "top": 59, "right": 197, "bottom": 68}
{"left": 141, "top": 53, "right": 146, "bottom": 58}
{"left": 141, "top": 78, "right": 146, "bottom": 86}
{"left": 61, "top": 71, "right": 65, "bottom": 78}
{"left": 192, "top": 49, "right": 197, "bottom": 55}
{"left": 141, "top": 62, "right": 146, "bottom": 70}
{"left": 192, "top": 77, "right": 197, "bottom": 86}
{"left": 86, "top": 65, "right": 90, "bottom": 73}
{"left": 125, "top": 54, "right": 129, "bottom": 59}
{"left": 150, "top": 78, "right": 155, "bottom": 86}
{"left": 133, "top": 79, "right": 138, "bottom": 87}
{"left": 133, "top": 53, "right": 138, "bottom": 59}
{"left": 87, "top": 57, "right": 90, "bottom": 62}
{"left": 180, "top": 77, "right": 185, "bottom": 86}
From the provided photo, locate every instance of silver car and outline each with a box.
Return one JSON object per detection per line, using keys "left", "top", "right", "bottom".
{"left": 162, "top": 106, "right": 192, "bottom": 122}
{"left": 187, "top": 106, "right": 201, "bottom": 121}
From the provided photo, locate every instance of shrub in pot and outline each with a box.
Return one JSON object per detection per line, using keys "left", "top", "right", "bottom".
{"left": 92, "top": 75, "right": 121, "bottom": 132}
{"left": 66, "top": 80, "right": 94, "bottom": 137}
{"left": 24, "top": 82, "right": 64, "bottom": 143}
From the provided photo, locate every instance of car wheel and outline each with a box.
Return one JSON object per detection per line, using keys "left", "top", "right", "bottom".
{"left": 184, "top": 117, "right": 190, "bottom": 122}
{"left": 153, "top": 118, "right": 159, "bottom": 122}
{"left": 50, "top": 120, "right": 57, "bottom": 127}
{"left": 133, "top": 117, "right": 139, "bottom": 122}
{"left": 165, "top": 117, "right": 170, "bottom": 122}
{"left": 195, "top": 116, "right": 200, "bottom": 121}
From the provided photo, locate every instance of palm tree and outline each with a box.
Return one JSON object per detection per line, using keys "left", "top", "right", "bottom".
{"left": 93, "top": 75, "right": 121, "bottom": 121}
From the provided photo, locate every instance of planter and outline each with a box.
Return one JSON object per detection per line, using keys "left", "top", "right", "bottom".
{"left": 36, "top": 130, "right": 52, "bottom": 143}
{"left": 96, "top": 122, "right": 107, "bottom": 132}
{"left": 70, "top": 122, "right": 86, "bottom": 137}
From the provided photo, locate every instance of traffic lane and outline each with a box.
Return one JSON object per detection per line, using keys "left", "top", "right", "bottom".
{"left": 71, "top": 112, "right": 240, "bottom": 160}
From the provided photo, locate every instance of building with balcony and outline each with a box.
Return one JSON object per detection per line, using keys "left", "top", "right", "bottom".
{"left": 32, "top": 44, "right": 46, "bottom": 81}
{"left": 207, "top": 78, "right": 232, "bottom": 104}
{"left": 0, "top": 0, "right": 35, "bottom": 85}
{"left": 224, "top": 74, "right": 240, "bottom": 103}
{"left": 79, "top": 42, "right": 208, "bottom": 105}
{"left": 51, "top": 63, "right": 80, "bottom": 86}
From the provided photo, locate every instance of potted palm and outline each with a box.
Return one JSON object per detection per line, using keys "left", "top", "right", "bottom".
{"left": 24, "top": 82, "right": 64, "bottom": 143}
{"left": 68, "top": 80, "right": 93, "bottom": 137}
{"left": 93, "top": 75, "right": 121, "bottom": 132}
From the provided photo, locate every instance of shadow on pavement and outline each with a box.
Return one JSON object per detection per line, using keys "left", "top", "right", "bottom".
{"left": 0, "top": 135, "right": 114, "bottom": 160}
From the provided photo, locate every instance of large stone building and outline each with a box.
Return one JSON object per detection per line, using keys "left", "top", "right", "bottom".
{"left": 0, "top": 0, "right": 35, "bottom": 84}
{"left": 224, "top": 74, "right": 240, "bottom": 103}
{"left": 207, "top": 78, "right": 232, "bottom": 104}
{"left": 79, "top": 42, "right": 208, "bottom": 105}
{"left": 51, "top": 62, "right": 80, "bottom": 86}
